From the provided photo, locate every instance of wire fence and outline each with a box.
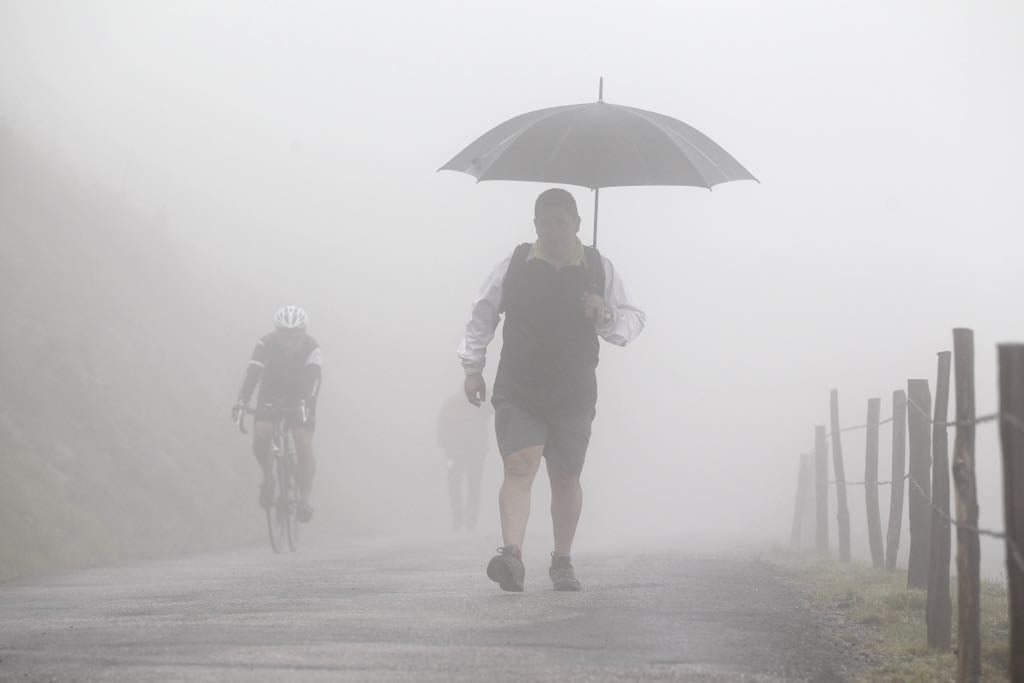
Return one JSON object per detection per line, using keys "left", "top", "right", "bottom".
{"left": 905, "top": 472, "right": 1024, "bottom": 574}
{"left": 832, "top": 472, "right": 909, "bottom": 487}
{"left": 905, "top": 398, "right": 1002, "bottom": 429}
{"left": 822, "top": 396, "right": 1024, "bottom": 572}
{"left": 829, "top": 401, "right": 1008, "bottom": 437}
{"left": 791, "top": 336, "right": 1024, "bottom": 678}
{"left": 824, "top": 415, "right": 894, "bottom": 439}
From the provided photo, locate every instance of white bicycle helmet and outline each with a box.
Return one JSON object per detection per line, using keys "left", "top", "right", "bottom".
{"left": 274, "top": 305, "right": 309, "bottom": 330}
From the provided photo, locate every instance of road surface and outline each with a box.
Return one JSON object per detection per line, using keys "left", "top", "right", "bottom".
{"left": 0, "top": 537, "right": 861, "bottom": 681}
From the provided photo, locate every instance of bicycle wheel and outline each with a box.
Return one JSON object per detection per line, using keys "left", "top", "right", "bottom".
{"left": 283, "top": 432, "right": 300, "bottom": 552}
{"left": 265, "top": 440, "right": 288, "bottom": 554}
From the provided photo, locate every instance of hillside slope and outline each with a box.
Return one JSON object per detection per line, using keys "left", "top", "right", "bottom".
{"left": 0, "top": 129, "right": 262, "bottom": 580}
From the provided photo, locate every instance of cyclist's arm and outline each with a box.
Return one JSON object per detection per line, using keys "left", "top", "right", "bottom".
{"left": 303, "top": 346, "right": 322, "bottom": 404}
{"left": 237, "top": 340, "right": 268, "bottom": 404}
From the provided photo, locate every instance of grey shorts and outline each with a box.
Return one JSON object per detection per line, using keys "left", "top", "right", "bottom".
{"left": 493, "top": 397, "right": 595, "bottom": 475}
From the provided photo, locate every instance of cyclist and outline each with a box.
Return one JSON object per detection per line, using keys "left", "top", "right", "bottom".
{"left": 233, "top": 305, "right": 321, "bottom": 522}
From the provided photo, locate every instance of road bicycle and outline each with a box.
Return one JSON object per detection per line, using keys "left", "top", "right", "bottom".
{"left": 236, "top": 402, "right": 306, "bottom": 553}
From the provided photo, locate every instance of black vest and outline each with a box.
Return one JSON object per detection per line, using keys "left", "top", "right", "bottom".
{"left": 493, "top": 243, "right": 605, "bottom": 415}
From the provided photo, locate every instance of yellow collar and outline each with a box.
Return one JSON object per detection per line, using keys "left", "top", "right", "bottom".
{"left": 528, "top": 239, "right": 584, "bottom": 269}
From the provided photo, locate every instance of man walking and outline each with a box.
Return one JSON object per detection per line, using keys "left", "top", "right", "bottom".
{"left": 436, "top": 392, "right": 490, "bottom": 532}
{"left": 458, "top": 188, "right": 645, "bottom": 592}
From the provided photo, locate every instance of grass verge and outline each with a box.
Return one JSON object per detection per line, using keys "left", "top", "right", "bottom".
{"left": 770, "top": 550, "right": 1010, "bottom": 682}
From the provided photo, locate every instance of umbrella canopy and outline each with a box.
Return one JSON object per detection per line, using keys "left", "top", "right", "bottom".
{"left": 440, "top": 83, "right": 756, "bottom": 246}
{"left": 440, "top": 101, "right": 757, "bottom": 190}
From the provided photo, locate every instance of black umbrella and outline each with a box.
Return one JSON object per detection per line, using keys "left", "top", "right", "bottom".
{"left": 441, "top": 79, "right": 757, "bottom": 246}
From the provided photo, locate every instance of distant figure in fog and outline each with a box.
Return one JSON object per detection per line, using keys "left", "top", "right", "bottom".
{"left": 458, "top": 188, "right": 645, "bottom": 592}
{"left": 233, "top": 305, "right": 321, "bottom": 523}
{"left": 436, "top": 393, "right": 491, "bottom": 532}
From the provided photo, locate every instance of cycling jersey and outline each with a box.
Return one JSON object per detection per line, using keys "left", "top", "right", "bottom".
{"left": 237, "top": 331, "right": 322, "bottom": 411}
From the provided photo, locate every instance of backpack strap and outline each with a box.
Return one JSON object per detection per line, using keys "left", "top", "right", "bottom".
{"left": 500, "top": 243, "right": 533, "bottom": 309}
{"left": 511, "top": 242, "right": 532, "bottom": 267}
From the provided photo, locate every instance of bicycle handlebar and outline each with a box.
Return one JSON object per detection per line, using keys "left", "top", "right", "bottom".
{"left": 235, "top": 401, "right": 308, "bottom": 435}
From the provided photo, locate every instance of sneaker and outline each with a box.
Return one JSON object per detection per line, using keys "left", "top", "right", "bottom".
{"left": 296, "top": 502, "right": 314, "bottom": 523}
{"left": 549, "top": 553, "right": 581, "bottom": 591}
{"left": 259, "top": 479, "right": 275, "bottom": 509}
{"left": 486, "top": 545, "right": 525, "bottom": 592}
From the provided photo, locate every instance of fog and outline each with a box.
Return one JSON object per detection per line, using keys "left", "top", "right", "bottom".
{"left": 2, "top": 1, "right": 1022, "bottom": 579}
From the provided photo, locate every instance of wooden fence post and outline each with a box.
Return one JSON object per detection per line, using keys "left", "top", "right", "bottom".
{"left": 887, "top": 389, "right": 908, "bottom": 571}
{"left": 791, "top": 454, "right": 813, "bottom": 548}
{"left": 907, "top": 378, "right": 933, "bottom": 589}
{"left": 927, "top": 351, "right": 952, "bottom": 650}
{"left": 997, "top": 344, "right": 1024, "bottom": 681}
{"left": 952, "top": 328, "right": 980, "bottom": 682}
{"left": 830, "top": 390, "right": 851, "bottom": 562}
{"left": 815, "top": 425, "right": 829, "bottom": 557}
{"left": 802, "top": 454, "right": 816, "bottom": 547}
{"left": 865, "top": 397, "right": 884, "bottom": 568}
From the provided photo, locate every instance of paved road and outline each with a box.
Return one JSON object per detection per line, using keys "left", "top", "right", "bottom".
{"left": 0, "top": 537, "right": 859, "bottom": 682}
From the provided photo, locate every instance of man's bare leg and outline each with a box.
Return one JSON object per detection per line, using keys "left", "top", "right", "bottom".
{"left": 488, "top": 445, "right": 543, "bottom": 591}
{"left": 499, "top": 445, "right": 543, "bottom": 550}
{"left": 547, "top": 459, "right": 583, "bottom": 556}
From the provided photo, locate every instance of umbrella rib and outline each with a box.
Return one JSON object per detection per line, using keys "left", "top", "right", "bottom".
{"left": 540, "top": 106, "right": 595, "bottom": 188}
{"left": 476, "top": 105, "right": 581, "bottom": 179}
{"left": 627, "top": 108, "right": 728, "bottom": 186}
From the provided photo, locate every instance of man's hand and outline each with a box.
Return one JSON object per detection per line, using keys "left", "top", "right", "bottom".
{"left": 464, "top": 373, "right": 487, "bottom": 407}
{"left": 582, "top": 293, "right": 607, "bottom": 324}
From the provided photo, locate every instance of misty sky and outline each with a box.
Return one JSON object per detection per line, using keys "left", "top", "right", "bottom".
{"left": 2, "top": 1, "right": 1022, "bottom": 574}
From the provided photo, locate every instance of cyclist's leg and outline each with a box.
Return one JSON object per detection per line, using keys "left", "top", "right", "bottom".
{"left": 291, "top": 426, "right": 316, "bottom": 506}
{"left": 253, "top": 420, "right": 275, "bottom": 508}
{"left": 252, "top": 420, "right": 274, "bottom": 480}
